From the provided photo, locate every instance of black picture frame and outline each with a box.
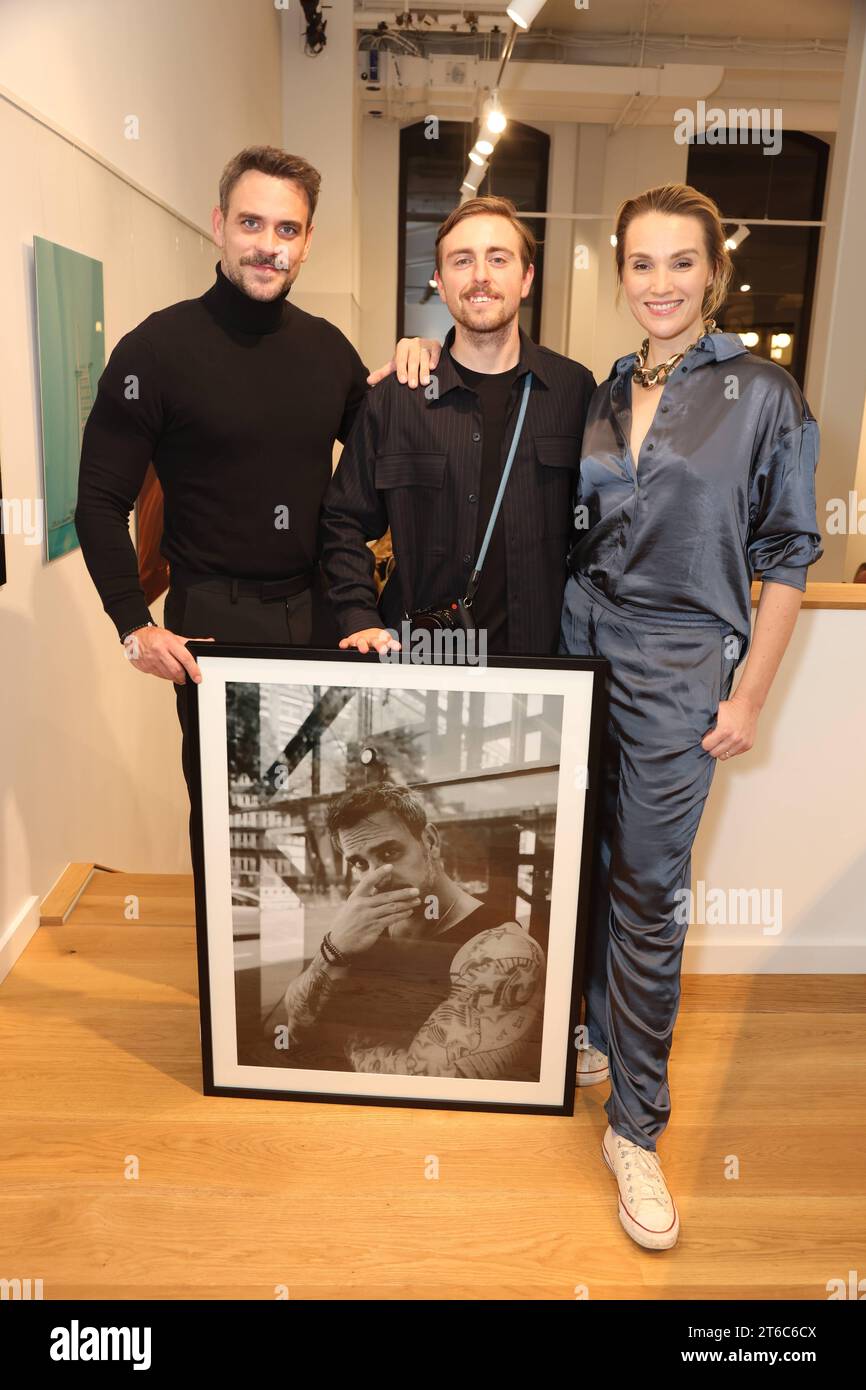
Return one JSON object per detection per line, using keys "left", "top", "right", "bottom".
{"left": 187, "top": 644, "right": 607, "bottom": 1116}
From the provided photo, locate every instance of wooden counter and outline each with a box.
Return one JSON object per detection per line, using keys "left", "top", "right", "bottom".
{"left": 751, "top": 581, "right": 866, "bottom": 608}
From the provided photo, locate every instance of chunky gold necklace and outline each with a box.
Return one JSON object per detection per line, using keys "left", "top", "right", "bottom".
{"left": 632, "top": 318, "right": 720, "bottom": 388}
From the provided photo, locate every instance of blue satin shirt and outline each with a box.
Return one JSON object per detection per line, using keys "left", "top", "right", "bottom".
{"left": 567, "top": 330, "right": 823, "bottom": 662}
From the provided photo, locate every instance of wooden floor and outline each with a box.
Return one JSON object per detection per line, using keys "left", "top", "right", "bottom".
{"left": 1, "top": 871, "right": 863, "bottom": 1301}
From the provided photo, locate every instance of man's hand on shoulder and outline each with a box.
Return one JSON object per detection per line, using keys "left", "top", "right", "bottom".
{"left": 123, "top": 624, "right": 215, "bottom": 683}
{"left": 366, "top": 337, "right": 442, "bottom": 389}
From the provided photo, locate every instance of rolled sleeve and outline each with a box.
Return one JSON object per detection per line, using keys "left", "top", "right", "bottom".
{"left": 747, "top": 401, "right": 823, "bottom": 588}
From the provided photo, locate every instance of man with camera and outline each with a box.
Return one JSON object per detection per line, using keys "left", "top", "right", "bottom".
{"left": 319, "top": 195, "right": 596, "bottom": 658}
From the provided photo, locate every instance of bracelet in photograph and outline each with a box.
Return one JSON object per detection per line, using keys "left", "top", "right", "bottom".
{"left": 320, "top": 932, "right": 347, "bottom": 966}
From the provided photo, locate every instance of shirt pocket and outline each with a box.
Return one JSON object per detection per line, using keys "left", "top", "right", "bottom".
{"left": 374, "top": 452, "right": 449, "bottom": 559}
{"left": 534, "top": 435, "right": 580, "bottom": 538}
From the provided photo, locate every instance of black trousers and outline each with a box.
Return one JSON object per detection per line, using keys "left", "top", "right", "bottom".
{"left": 164, "top": 570, "right": 339, "bottom": 814}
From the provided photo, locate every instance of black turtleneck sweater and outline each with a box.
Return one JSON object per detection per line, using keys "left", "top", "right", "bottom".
{"left": 75, "top": 261, "right": 370, "bottom": 638}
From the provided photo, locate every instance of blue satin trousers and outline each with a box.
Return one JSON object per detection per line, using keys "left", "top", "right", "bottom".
{"left": 560, "top": 571, "right": 740, "bottom": 1151}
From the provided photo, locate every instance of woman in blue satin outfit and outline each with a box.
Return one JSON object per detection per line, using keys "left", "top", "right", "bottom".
{"left": 561, "top": 183, "right": 823, "bottom": 1250}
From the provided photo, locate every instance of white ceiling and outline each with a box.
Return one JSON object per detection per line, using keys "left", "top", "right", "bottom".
{"left": 538, "top": 0, "right": 851, "bottom": 41}
{"left": 354, "top": 0, "right": 852, "bottom": 43}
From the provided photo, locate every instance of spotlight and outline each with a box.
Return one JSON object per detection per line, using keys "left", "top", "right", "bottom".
{"left": 770, "top": 331, "right": 793, "bottom": 364}
{"left": 739, "top": 283, "right": 751, "bottom": 292}
{"left": 506, "top": 0, "right": 548, "bottom": 30}
{"left": 725, "top": 224, "right": 751, "bottom": 252}
{"left": 482, "top": 92, "right": 508, "bottom": 135}
{"left": 461, "top": 159, "right": 488, "bottom": 194}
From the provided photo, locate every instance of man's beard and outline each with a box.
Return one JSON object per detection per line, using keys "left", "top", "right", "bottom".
{"left": 391, "top": 845, "right": 439, "bottom": 911}
{"left": 395, "top": 851, "right": 438, "bottom": 901}
{"left": 227, "top": 256, "right": 294, "bottom": 301}
{"left": 451, "top": 294, "right": 516, "bottom": 346}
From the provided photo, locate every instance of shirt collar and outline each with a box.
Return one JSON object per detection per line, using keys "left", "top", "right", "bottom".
{"left": 607, "top": 329, "right": 749, "bottom": 382}
{"left": 430, "top": 324, "right": 550, "bottom": 400}
{"left": 202, "top": 261, "right": 290, "bottom": 335}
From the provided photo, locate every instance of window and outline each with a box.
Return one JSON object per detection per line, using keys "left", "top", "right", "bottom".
{"left": 686, "top": 132, "right": 828, "bottom": 387}
{"left": 398, "top": 119, "right": 550, "bottom": 343}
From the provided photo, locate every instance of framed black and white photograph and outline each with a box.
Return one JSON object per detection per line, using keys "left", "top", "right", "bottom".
{"left": 187, "top": 646, "right": 606, "bottom": 1114}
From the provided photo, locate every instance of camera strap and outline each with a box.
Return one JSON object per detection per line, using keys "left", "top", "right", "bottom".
{"left": 463, "top": 370, "right": 533, "bottom": 610}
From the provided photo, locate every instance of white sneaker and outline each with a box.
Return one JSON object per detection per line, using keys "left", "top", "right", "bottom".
{"left": 576, "top": 1043, "right": 609, "bottom": 1086}
{"left": 601, "top": 1125, "right": 680, "bottom": 1250}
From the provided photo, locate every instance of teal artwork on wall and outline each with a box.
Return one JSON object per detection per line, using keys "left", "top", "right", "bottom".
{"left": 34, "top": 237, "right": 105, "bottom": 560}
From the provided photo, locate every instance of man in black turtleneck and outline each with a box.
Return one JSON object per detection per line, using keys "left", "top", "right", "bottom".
{"left": 75, "top": 145, "right": 423, "bottom": 801}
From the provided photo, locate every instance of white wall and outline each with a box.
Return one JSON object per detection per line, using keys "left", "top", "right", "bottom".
{"left": 565, "top": 124, "right": 607, "bottom": 378}
{"left": 0, "top": 0, "right": 283, "bottom": 954}
{"left": 358, "top": 117, "right": 400, "bottom": 372}
{"left": 844, "top": 393, "right": 866, "bottom": 580}
{"left": 689, "top": 607, "right": 866, "bottom": 971}
{"left": 279, "top": 2, "right": 361, "bottom": 341}
{"left": 535, "top": 121, "right": 575, "bottom": 355}
{"left": 0, "top": 0, "right": 281, "bottom": 232}
{"left": 802, "top": 1, "right": 866, "bottom": 580}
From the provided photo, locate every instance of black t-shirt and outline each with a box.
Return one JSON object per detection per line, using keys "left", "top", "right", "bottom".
{"left": 450, "top": 357, "right": 522, "bottom": 653}
{"left": 271, "top": 898, "right": 543, "bottom": 1081}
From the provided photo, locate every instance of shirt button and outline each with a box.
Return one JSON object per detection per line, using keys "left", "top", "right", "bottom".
{"left": 463, "top": 553, "right": 472, "bottom": 564}
{"left": 660, "top": 405, "right": 669, "bottom": 413}
{"left": 472, "top": 432, "right": 481, "bottom": 442}
{"left": 469, "top": 494, "right": 478, "bottom": 503}
{"left": 647, "top": 443, "right": 654, "bottom": 450}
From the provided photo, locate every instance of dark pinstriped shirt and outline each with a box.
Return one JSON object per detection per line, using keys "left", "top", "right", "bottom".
{"left": 568, "top": 331, "right": 823, "bottom": 661}
{"left": 320, "top": 326, "right": 596, "bottom": 656}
